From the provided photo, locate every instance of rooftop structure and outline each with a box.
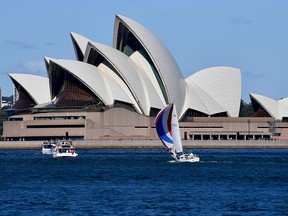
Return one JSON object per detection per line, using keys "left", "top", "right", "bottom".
{"left": 250, "top": 93, "right": 288, "bottom": 121}
{"left": 7, "top": 14, "right": 241, "bottom": 119}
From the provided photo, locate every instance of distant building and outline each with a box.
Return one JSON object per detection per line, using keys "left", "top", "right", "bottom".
{"left": 13, "top": 86, "right": 19, "bottom": 105}
{"left": 0, "top": 87, "right": 10, "bottom": 108}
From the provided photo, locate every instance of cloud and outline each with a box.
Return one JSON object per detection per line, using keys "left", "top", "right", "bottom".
{"left": 45, "top": 42, "right": 56, "bottom": 46}
{"left": 5, "top": 40, "right": 37, "bottom": 49}
{"left": 231, "top": 17, "right": 254, "bottom": 25}
{"left": 244, "top": 70, "right": 265, "bottom": 78}
{"left": 21, "top": 60, "right": 46, "bottom": 75}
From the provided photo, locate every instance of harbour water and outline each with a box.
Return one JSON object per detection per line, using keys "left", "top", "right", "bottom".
{"left": 0, "top": 148, "right": 287, "bottom": 215}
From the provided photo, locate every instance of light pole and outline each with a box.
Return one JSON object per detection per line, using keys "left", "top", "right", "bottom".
{"left": 248, "top": 119, "right": 250, "bottom": 140}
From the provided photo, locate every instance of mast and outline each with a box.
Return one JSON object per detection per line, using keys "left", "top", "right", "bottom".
{"left": 171, "top": 103, "right": 183, "bottom": 154}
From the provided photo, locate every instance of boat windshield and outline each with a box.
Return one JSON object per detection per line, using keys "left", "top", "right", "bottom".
{"left": 61, "top": 145, "right": 72, "bottom": 148}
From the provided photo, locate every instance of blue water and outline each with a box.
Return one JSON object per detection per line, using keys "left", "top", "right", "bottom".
{"left": 0, "top": 149, "right": 287, "bottom": 216}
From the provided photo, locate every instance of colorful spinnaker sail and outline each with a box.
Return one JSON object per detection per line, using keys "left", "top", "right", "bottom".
{"left": 155, "top": 103, "right": 174, "bottom": 152}
{"left": 155, "top": 103, "right": 183, "bottom": 154}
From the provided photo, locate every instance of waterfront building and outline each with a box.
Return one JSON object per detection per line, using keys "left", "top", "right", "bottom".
{"left": 2, "top": 14, "right": 288, "bottom": 141}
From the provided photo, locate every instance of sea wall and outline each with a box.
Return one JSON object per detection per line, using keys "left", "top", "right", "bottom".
{"left": 0, "top": 139, "right": 288, "bottom": 150}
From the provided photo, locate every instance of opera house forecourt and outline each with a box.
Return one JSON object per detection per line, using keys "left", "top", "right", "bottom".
{"left": 2, "top": 14, "right": 288, "bottom": 148}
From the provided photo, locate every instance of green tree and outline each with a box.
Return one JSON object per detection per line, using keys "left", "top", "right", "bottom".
{"left": 239, "top": 99, "right": 254, "bottom": 117}
{"left": 2, "top": 95, "right": 13, "bottom": 102}
{"left": 0, "top": 108, "right": 8, "bottom": 140}
{"left": 0, "top": 95, "right": 12, "bottom": 140}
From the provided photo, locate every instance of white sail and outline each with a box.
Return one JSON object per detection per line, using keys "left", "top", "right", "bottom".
{"left": 171, "top": 103, "right": 183, "bottom": 154}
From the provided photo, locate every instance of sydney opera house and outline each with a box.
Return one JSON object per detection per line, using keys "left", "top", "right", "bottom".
{"left": 3, "top": 14, "right": 288, "bottom": 141}
{"left": 250, "top": 93, "right": 288, "bottom": 121}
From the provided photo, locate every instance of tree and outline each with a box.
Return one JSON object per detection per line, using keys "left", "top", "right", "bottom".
{"left": 0, "top": 108, "right": 8, "bottom": 140}
{"left": 239, "top": 99, "right": 254, "bottom": 117}
{"left": 0, "top": 95, "right": 12, "bottom": 140}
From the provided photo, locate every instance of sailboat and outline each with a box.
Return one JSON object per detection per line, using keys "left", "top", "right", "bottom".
{"left": 155, "top": 102, "right": 200, "bottom": 162}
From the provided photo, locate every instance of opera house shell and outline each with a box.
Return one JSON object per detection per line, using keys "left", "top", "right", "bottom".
{"left": 3, "top": 14, "right": 247, "bottom": 141}
{"left": 250, "top": 93, "right": 288, "bottom": 121}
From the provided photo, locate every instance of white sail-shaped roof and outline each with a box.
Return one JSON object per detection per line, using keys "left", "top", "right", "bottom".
{"left": 48, "top": 59, "right": 141, "bottom": 112}
{"left": 44, "top": 56, "right": 53, "bottom": 71}
{"left": 129, "top": 51, "right": 166, "bottom": 109}
{"left": 114, "top": 14, "right": 186, "bottom": 116}
{"left": 250, "top": 93, "right": 288, "bottom": 120}
{"left": 8, "top": 14, "right": 244, "bottom": 120}
{"left": 279, "top": 97, "right": 288, "bottom": 108}
{"left": 9, "top": 73, "right": 51, "bottom": 105}
{"left": 182, "top": 80, "right": 227, "bottom": 117}
{"left": 84, "top": 41, "right": 164, "bottom": 115}
{"left": 70, "top": 32, "right": 92, "bottom": 61}
{"left": 185, "top": 66, "right": 241, "bottom": 117}
{"left": 96, "top": 62, "right": 142, "bottom": 113}
{"left": 279, "top": 98, "right": 288, "bottom": 119}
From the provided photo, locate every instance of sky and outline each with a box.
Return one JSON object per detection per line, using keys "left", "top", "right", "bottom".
{"left": 0, "top": 0, "right": 288, "bottom": 103}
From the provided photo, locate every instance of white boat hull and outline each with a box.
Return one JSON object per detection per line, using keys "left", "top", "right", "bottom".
{"left": 53, "top": 152, "right": 78, "bottom": 158}
{"left": 42, "top": 148, "right": 52, "bottom": 155}
{"left": 174, "top": 153, "right": 200, "bottom": 163}
{"left": 177, "top": 156, "right": 200, "bottom": 163}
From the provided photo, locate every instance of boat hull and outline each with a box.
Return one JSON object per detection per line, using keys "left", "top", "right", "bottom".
{"left": 42, "top": 148, "right": 52, "bottom": 155}
{"left": 177, "top": 156, "right": 200, "bottom": 163}
{"left": 174, "top": 153, "right": 200, "bottom": 163}
{"left": 53, "top": 152, "right": 78, "bottom": 158}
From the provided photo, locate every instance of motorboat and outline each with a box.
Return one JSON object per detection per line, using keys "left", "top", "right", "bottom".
{"left": 41, "top": 140, "right": 53, "bottom": 154}
{"left": 52, "top": 140, "right": 78, "bottom": 158}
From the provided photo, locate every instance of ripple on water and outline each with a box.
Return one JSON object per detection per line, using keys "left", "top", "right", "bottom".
{"left": 0, "top": 149, "right": 288, "bottom": 215}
